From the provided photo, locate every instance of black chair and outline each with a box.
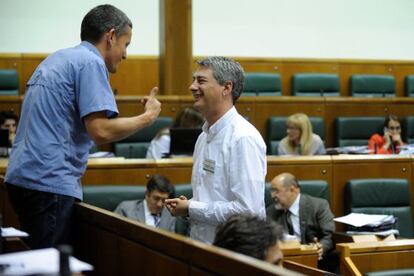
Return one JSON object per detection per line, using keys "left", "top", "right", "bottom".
{"left": 350, "top": 74, "right": 395, "bottom": 97}
{"left": 0, "top": 69, "right": 19, "bottom": 95}
{"left": 334, "top": 117, "right": 384, "bottom": 147}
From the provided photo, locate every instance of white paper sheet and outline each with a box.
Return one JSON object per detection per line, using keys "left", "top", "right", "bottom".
{"left": 1, "top": 227, "right": 29, "bottom": 238}
{"left": 0, "top": 248, "right": 93, "bottom": 275}
{"left": 334, "top": 213, "right": 391, "bottom": 227}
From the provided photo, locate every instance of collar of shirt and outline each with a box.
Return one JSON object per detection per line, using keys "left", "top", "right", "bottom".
{"left": 202, "top": 106, "right": 237, "bottom": 143}
{"left": 80, "top": 41, "right": 104, "bottom": 60}
{"left": 289, "top": 193, "right": 301, "bottom": 217}
{"left": 143, "top": 199, "right": 159, "bottom": 226}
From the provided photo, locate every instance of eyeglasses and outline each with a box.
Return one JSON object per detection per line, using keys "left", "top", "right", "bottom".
{"left": 388, "top": 126, "right": 401, "bottom": 131}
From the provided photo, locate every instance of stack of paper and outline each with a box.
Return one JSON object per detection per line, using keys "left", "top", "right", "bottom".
{"left": 0, "top": 248, "right": 93, "bottom": 275}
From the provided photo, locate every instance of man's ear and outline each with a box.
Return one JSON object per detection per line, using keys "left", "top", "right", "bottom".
{"left": 105, "top": 28, "right": 116, "bottom": 48}
{"left": 223, "top": 80, "right": 233, "bottom": 97}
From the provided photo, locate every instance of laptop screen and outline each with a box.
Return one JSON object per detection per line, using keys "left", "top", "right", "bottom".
{"left": 169, "top": 128, "right": 202, "bottom": 156}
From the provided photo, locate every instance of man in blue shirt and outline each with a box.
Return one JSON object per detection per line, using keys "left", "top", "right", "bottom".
{"left": 5, "top": 4, "right": 161, "bottom": 249}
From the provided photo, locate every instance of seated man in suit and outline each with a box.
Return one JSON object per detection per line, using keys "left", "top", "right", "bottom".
{"left": 266, "top": 173, "right": 336, "bottom": 271}
{"left": 213, "top": 214, "right": 284, "bottom": 265}
{"left": 114, "top": 174, "right": 176, "bottom": 232}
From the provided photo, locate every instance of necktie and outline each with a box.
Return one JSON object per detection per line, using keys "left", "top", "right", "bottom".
{"left": 285, "top": 210, "right": 294, "bottom": 235}
{"left": 153, "top": 214, "right": 161, "bottom": 228}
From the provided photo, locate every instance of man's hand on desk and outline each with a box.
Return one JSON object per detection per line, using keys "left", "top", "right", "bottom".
{"left": 165, "top": 195, "right": 189, "bottom": 217}
{"left": 312, "top": 237, "right": 324, "bottom": 260}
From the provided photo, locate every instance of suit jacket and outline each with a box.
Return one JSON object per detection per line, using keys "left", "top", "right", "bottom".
{"left": 114, "top": 199, "right": 176, "bottom": 232}
{"left": 266, "top": 193, "right": 335, "bottom": 253}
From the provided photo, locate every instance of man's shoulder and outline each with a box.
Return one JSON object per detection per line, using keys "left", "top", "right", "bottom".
{"left": 117, "top": 199, "right": 143, "bottom": 209}
{"left": 300, "top": 194, "right": 330, "bottom": 209}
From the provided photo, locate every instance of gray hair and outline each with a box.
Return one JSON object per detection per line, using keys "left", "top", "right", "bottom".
{"left": 81, "top": 4, "right": 132, "bottom": 43}
{"left": 197, "top": 57, "right": 245, "bottom": 103}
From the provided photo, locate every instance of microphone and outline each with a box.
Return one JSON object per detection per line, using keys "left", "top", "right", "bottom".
{"left": 300, "top": 220, "right": 307, "bottom": 244}
{"left": 298, "top": 143, "right": 302, "bottom": 155}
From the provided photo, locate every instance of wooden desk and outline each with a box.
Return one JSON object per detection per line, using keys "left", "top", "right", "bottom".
{"left": 336, "top": 240, "right": 414, "bottom": 276}
{"left": 73, "top": 202, "right": 301, "bottom": 276}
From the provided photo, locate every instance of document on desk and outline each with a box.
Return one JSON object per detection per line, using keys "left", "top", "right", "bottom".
{"left": 1, "top": 227, "right": 29, "bottom": 238}
{"left": 0, "top": 248, "right": 93, "bottom": 275}
{"left": 334, "top": 213, "right": 392, "bottom": 227}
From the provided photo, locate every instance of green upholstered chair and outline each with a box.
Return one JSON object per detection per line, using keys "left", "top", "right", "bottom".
{"left": 0, "top": 69, "right": 19, "bottom": 95}
{"left": 114, "top": 116, "right": 173, "bottom": 158}
{"left": 266, "top": 116, "right": 325, "bottom": 155}
{"left": 345, "top": 178, "right": 413, "bottom": 238}
{"left": 243, "top": 72, "right": 282, "bottom": 96}
{"left": 83, "top": 185, "right": 147, "bottom": 211}
{"left": 365, "top": 269, "right": 414, "bottom": 276}
{"left": 405, "top": 75, "right": 414, "bottom": 97}
{"left": 350, "top": 74, "right": 396, "bottom": 97}
{"left": 403, "top": 116, "right": 414, "bottom": 144}
{"left": 265, "top": 180, "right": 330, "bottom": 208}
{"left": 334, "top": 117, "right": 384, "bottom": 147}
{"left": 292, "top": 73, "right": 340, "bottom": 97}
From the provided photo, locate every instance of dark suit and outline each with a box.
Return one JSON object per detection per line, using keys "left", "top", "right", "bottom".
{"left": 266, "top": 193, "right": 335, "bottom": 253}
{"left": 114, "top": 199, "right": 176, "bottom": 232}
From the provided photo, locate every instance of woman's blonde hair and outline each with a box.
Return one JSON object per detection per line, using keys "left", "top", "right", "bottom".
{"left": 283, "top": 113, "right": 314, "bottom": 155}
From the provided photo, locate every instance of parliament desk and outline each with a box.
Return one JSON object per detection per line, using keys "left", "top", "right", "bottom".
{"left": 73, "top": 202, "right": 302, "bottom": 276}
{"left": 336, "top": 240, "right": 414, "bottom": 276}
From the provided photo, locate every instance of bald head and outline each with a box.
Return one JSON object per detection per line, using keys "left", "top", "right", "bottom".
{"left": 270, "top": 173, "right": 300, "bottom": 209}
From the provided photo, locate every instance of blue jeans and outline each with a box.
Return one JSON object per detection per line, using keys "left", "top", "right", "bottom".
{"left": 6, "top": 184, "right": 75, "bottom": 249}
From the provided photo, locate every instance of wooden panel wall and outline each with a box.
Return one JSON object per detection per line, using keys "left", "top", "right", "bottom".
{"left": 1, "top": 54, "right": 413, "bottom": 96}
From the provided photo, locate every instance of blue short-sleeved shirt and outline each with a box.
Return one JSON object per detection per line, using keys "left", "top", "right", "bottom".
{"left": 5, "top": 41, "right": 118, "bottom": 200}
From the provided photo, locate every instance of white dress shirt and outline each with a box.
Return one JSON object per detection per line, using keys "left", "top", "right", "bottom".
{"left": 188, "top": 107, "right": 267, "bottom": 244}
{"left": 146, "top": 134, "right": 171, "bottom": 159}
{"left": 143, "top": 199, "right": 158, "bottom": 227}
{"left": 288, "top": 193, "right": 301, "bottom": 240}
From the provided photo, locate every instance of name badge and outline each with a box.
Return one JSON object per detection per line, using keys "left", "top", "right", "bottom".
{"left": 203, "top": 159, "right": 215, "bottom": 174}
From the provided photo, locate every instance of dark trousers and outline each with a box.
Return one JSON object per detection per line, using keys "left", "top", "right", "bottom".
{"left": 6, "top": 184, "right": 75, "bottom": 249}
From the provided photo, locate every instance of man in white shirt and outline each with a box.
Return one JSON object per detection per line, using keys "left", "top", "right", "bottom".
{"left": 114, "top": 174, "right": 176, "bottom": 231}
{"left": 165, "top": 56, "right": 267, "bottom": 243}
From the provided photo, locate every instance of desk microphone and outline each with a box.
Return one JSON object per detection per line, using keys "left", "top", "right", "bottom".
{"left": 390, "top": 135, "right": 396, "bottom": 154}
{"left": 300, "top": 220, "right": 307, "bottom": 244}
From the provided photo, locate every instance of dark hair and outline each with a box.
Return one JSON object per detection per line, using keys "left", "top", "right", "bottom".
{"left": 0, "top": 110, "right": 18, "bottom": 125}
{"left": 197, "top": 56, "right": 245, "bottom": 104}
{"left": 81, "top": 4, "right": 132, "bottom": 43}
{"left": 147, "top": 174, "right": 175, "bottom": 198}
{"left": 213, "top": 215, "right": 283, "bottom": 260}
{"left": 384, "top": 115, "right": 400, "bottom": 129}
{"left": 172, "top": 107, "right": 204, "bottom": 128}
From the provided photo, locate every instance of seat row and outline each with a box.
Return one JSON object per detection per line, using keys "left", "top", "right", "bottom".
{"left": 244, "top": 72, "right": 414, "bottom": 97}
{"left": 82, "top": 178, "right": 413, "bottom": 238}
{"left": 2, "top": 68, "right": 414, "bottom": 97}
{"left": 109, "top": 115, "right": 414, "bottom": 157}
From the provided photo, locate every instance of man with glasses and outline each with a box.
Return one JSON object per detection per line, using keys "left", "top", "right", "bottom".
{"left": 115, "top": 174, "right": 176, "bottom": 231}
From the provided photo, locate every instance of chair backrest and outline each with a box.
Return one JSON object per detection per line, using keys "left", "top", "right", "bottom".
{"left": 345, "top": 178, "right": 413, "bottom": 238}
{"left": 266, "top": 116, "right": 325, "bottom": 155}
{"left": 292, "top": 73, "right": 340, "bottom": 97}
{"left": 114, "top": 116, "right": 173, "bottom": 158}
{"left": 405, "top": 75, "right": 414, "bottom": 97}
{"left": 0, "top": 69, "right": 19, "bottom": 95}
{"left": 265, "top": 180, "right": 330, "bottom": 207}
{"left": 83, "top": 185, "right": 147, "bottom": 211}
{"left": 334, "top": 116, "right": 384, "bottom": 147}
{"left": 403, "top": 116, "right": 414, "bottom": 144}
{"left": 350, "top": 74, "right": 395, "bottom": 97}
{"left": 243, "top": 72, "right": 281, "bottom": 96}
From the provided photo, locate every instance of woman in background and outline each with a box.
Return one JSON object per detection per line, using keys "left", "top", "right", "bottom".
{"left": 146, "top": 107, "right": 204, "bottom": 159}
{"left": 278, "top": 113, "right": 325, "bottom": 156}
{"left": 368, "top": 115, "right": 404, "bottom": 154}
